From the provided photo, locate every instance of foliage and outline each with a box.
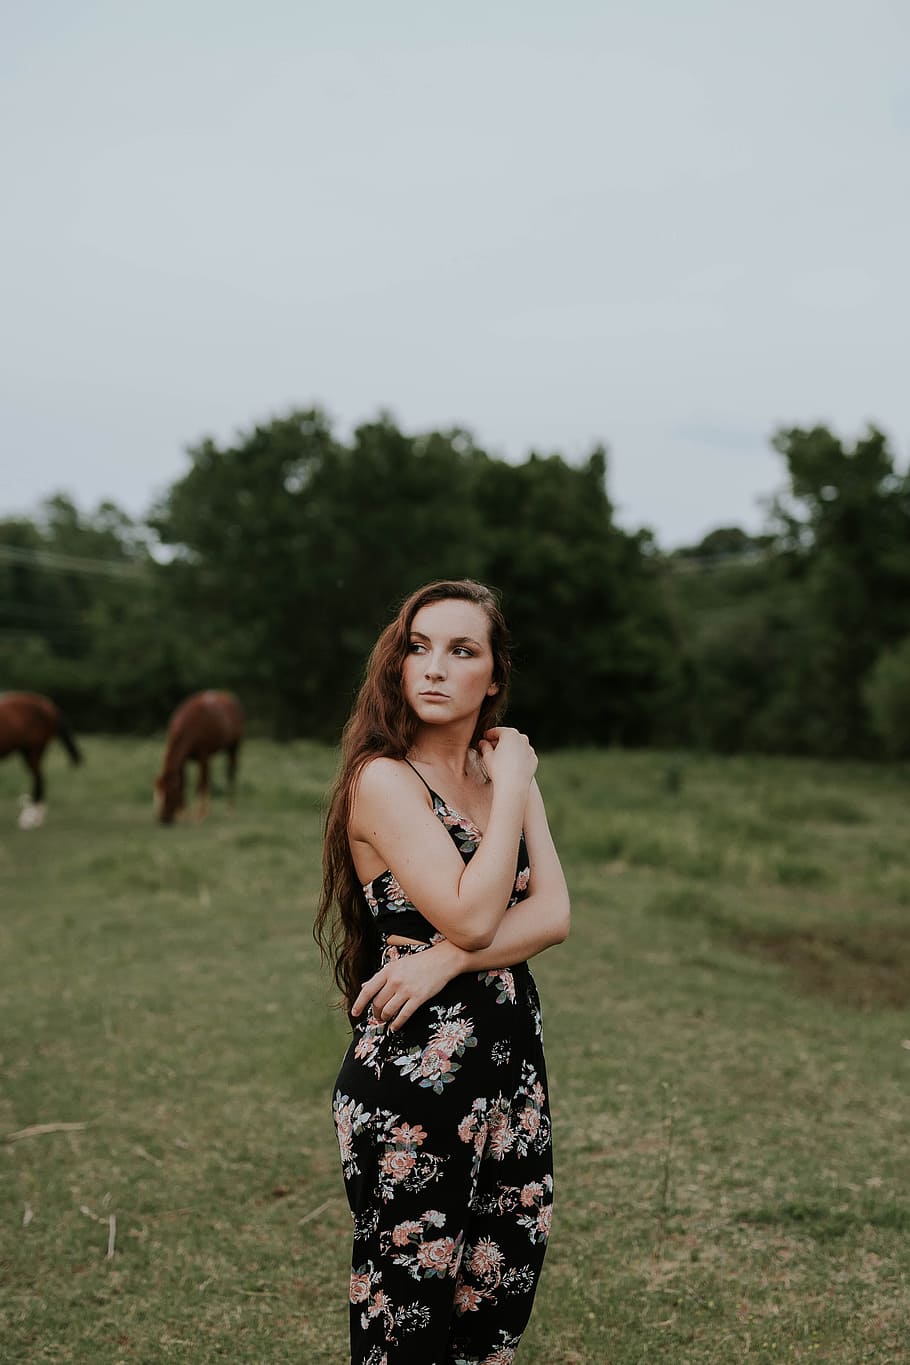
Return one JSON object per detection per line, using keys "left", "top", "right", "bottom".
{"left": 0, "top": 496, "right": 192, "bottom": 731}
{"left": 767, "top": 424, "right": 910, "bottom": 755}
{"left": 150, "top": 411, "right": 681, "bottom": 743}
{"left": 865, "top": 635, "right": 910, "bottom": 758}
{"left": 3, "top": 416, "right": 909, "bottom": 757}
{"left": 667, "top": 424, "right": 910, "bottom": 756}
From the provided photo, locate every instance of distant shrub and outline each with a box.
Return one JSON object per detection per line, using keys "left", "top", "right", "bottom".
{"left": 865, "top": 636, "right": 910, "bottom": 758}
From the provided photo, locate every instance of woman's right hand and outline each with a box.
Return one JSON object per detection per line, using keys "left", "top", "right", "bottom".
{"left": 352, "top": 939, "right": 467, "bottom": 1030}
{"left": 478, "top": 727, "right": 538, "bottom": 790}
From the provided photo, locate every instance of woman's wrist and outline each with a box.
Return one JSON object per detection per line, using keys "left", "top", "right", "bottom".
{"left": 432, "top": 937, "right": 470, "bottom": 977}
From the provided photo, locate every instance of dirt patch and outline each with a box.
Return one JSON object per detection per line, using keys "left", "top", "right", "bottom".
{"left": 736, "top": 925, "right": 910, "bottom": 1009}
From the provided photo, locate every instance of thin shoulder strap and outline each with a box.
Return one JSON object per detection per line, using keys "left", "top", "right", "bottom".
{"left": 404, "top": 758, "right": 436, "bottom": 798}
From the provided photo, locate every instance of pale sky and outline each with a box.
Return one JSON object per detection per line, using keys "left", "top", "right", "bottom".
{"left": 2, "top": 0, "right": 908, "bottom": 547}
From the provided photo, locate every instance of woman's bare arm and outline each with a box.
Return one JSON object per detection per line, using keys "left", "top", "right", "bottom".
{"left": 353, "top": 780, "right": 569, "bottom": 1027}
{"left": 351, "top": 729, "right": 537, "bottom": 951}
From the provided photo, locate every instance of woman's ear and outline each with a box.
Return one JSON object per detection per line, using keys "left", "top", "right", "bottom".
{"left": 486, "top": 681, "right": 500, "bottom": 697}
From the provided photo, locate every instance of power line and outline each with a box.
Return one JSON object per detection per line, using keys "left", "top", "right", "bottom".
{"left": 0, "top": 543, "right": 144, "bottom": 578}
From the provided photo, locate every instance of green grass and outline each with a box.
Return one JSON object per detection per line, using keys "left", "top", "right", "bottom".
{"left": 1, "top": 740, "right": 909, "bottom": 1363}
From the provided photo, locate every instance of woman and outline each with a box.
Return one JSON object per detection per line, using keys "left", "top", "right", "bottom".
{"left": 317, "top": 579, "right": 570, "bottom": 1365}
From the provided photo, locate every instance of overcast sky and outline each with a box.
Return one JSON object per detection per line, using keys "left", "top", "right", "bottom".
{"left": 2, "top": 0, "right": 908, "bottom": 548}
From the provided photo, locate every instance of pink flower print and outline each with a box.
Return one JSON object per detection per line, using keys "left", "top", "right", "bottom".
{"left": 416, "top": 1236, "right": 457, "bottom": 1276}
{"left": 335, "top": 1116, "right": 352, "bottom": 1164}
{"left": 390, "top": 1122, "right": 427, "bottom": 1147}
{"left": 481, "top": 968, "right": 516, "bottom": 1003}
{"left": 419, "top": 1047, "right": 451, "bottom": 1079}
{"left": 532, "top": 1081, "right": 546, "bottom": 1107}
{"left": 520, "top": 1104, "right": 541, "bottom": 1139}
{"left": 332, "top": 1093, "right": 372, "bottom": 1176}
{"left": 367, "top": 1288, "right": 391, "bottom": 1319}
{"left": 391, "top": 1219, "right": 423, "bottom": 1247}
{"left": 454, "top": 1283, "right": 483, "bottom": 1314}
{"left": 385, "top": 872, "right": 411, "bottom": 904}
{"left": 457, "top": 1115, "right": 476, "bottom": 1144}
{"left": 487, "top": 1111, "right": 515, "bottom": 1159}
{"left": 536, "top": 1204, "right": 552, "bottom": 1237}
{"left": 468, "top": 1237, "right": 504, "bottom": 1277}
{"left": 433, "top": 1019, "right": 472, "bottom": 1049}
{"left": 486, "top": 1348, "right": 517, "bottom": 1365}
{"left": 514, "top": 866, "right": 530, "bottom": 892}
{"left": 355, "top": 1028, "right": 383, "bottom": 1061}
{"left": 350, "top": 1271, "right": 371, "bottom": 1303}
{"left": 380, "top": 1149, "right": 416, "bottom": 1182}
{"left": 519, "top": 1181, "right": 544, "bottom": 1207}
{"left": 363, "top": 885, "right": 379, "bottom": 914}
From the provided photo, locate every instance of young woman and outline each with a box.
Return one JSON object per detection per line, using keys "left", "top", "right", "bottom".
{"left": 317, "top": 579, "right": 570, "bottom": 1365}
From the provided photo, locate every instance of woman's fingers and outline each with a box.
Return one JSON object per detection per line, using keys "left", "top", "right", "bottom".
{"left": 389, "top": 996, "right": 421, "bottom": 1031}
{"left": 379, "top": 991, "right": 406, "bottom": 1023}
{"left": 480, "top": 726, "right": 537, "bottom": 785}
{"left": 357, "top": 947, "right": 454, "bottom": 1027}
{"left": 352, "top": 967, "right": 388, "bottom": 1017}
{"left": 370, "top": 983, "right": 396, "bottom": 1020}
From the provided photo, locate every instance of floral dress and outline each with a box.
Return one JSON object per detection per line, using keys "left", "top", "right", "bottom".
{"left": 332, "top": 775, "right": 553, "bottom": 1365}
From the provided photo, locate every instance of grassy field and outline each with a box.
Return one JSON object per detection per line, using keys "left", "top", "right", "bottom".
{"left": 1, "top": 739, "right": 908, "bottom": 1364}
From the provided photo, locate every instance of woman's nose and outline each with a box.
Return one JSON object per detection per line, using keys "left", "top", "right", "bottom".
{"left": 425, "top": 654, "right": 446, "bottom": 679}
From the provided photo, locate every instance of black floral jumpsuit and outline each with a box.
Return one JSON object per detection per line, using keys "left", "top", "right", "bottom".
{"left": 332, "top": 768, "right": 553, "bottom": 1365}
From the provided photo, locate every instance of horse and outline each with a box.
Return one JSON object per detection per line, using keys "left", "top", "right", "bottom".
{"left": 0, "top": 692, "right": 83, "bottom": 829}
{"left": 154, "top": 691, "right": 244, "bottom": 825}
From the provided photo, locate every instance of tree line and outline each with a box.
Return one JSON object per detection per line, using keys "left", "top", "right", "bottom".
{"left": 2, "top": 412, "right": 909, "bottom": 757}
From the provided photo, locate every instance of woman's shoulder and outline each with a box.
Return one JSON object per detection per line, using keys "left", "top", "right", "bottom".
{"left": 350, "top": 757, "right": 435, "bottom": 842}
{"left": 354, "top": 756, "right": 422, "bottom": 804}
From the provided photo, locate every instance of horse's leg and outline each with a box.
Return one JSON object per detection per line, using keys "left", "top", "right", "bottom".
{"left": 17, "top": 750, "right": 47, "bottom": 829}
{"left": 196, "top": 757, "right": 209, "bottom": 822}
{"left": 225, "top": 744, "right": 239, "bottom": 810}
{"left": 27, "top": 751, "right": 44, "bottom": 804}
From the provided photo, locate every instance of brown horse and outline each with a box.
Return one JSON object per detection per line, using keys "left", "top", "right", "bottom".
{"left": 154, "top": 691, "right": 244, "bottom": 824}
{"left": 0, "top": 692, "right": 83, "bottom": 828}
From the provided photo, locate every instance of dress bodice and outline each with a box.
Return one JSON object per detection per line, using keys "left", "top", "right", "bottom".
{"left": 362, "top": 787, "right": 530, "bottom": 940}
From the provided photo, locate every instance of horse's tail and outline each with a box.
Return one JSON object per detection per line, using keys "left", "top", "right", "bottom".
{"left": 56, "top": 715, "right": 83, "bottom": 766}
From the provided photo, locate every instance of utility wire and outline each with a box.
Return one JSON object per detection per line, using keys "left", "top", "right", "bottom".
{"left": 0, "top": 543, "right": 145, "bottom": 578}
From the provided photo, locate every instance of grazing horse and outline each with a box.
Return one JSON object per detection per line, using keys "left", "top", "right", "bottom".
{"left": 154, "top": 691, "right": 244, "bottom": 825}
{"left": 0, "top": 692, "right": 83, "bottom": 829}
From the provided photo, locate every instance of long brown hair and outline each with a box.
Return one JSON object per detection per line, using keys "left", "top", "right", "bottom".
{"left": 315, "top": 579, "right": 512, "bottom": 1013}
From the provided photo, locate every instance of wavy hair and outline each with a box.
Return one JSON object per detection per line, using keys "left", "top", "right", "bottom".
{"left": 315, "top": 579, "right": 511, "bottom": 1013}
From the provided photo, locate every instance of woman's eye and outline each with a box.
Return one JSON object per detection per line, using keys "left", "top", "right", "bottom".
{"left": 408, "top": 642, "right": 427, "bottom": 654}
{"left": 453, "top": 647, "right": 475, "bottom": 658}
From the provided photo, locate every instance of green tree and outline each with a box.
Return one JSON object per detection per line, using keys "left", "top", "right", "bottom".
{"left": 865, "top": 636, "right": 910, "bottom": 758}
{"left": 153, "top": 411, "right": 683, "bottom": 745}
{"left": 769, "top": 424, "right": 910, "bottom": 754}
{"left": 152, "top": 409, "right": 489, "bottom": 736}
{"left": 0, "top": 496, "right": 178, "bottom": 730}
{"left": 480, "top": 448, "right": 683, "bottom": 746}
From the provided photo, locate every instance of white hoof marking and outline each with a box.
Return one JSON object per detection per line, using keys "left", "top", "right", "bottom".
{"left": 18, "top": 801, "right": 47, "bottom": 830}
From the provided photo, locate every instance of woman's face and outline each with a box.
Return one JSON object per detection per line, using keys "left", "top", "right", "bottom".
{"left": 402, "top": 598, "right": 499, "bottom": 729}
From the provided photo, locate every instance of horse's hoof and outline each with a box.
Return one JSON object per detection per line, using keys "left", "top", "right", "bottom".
{"left": 17, "top": 802, "right": 47, "bottom": 830}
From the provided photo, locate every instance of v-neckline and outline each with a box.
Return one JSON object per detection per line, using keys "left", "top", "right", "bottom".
{"left": 431, "top": 791, "right": 485, "bottom": 840}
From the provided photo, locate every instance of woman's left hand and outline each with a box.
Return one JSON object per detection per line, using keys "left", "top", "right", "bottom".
{"left": 351, "top": 940, "right": 466, "bottom": 1030}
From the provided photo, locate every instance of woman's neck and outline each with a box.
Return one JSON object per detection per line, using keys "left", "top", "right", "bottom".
{"left": 408, "top": 723, "right": 480, "bottom": 782}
